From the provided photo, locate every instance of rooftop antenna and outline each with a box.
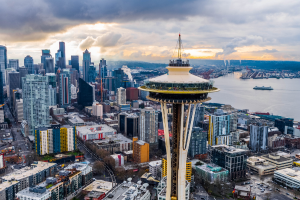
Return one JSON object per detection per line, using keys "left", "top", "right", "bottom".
{"left": 178, "top": 33, "right": 182, "bottom": 59}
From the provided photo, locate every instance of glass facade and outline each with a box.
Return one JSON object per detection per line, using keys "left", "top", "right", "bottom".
{"left": 24, "top": 55, "right": 34, "bottom": 74}
{"left": 78, "top": 78, "right": 94, "bottom": 107}
{"left": 0, "top": 45, "right": 7, "bottom": 84}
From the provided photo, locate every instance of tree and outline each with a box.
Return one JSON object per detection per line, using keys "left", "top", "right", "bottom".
{"left": 265, "top": 192, "right": 271, "bottom": 200}
{"left": 115, "top": 167, "right": 127, "bottom": 180}
{"left": 104, "top": 156, "right": 116, "bottom": 171}
{"left": 96, "top": 149, "right": 110, "bottom": 159}
{"left": 93, "top": 161, "right": 105, "bottom": 175}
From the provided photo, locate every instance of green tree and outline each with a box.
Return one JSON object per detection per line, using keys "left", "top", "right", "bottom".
{"left": 93, "top": 161, "right": 105, "bottom": 175}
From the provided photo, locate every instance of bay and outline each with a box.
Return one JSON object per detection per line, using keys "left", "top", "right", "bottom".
{"left": 208, "top": 72, "right": 300, "bottom": 121}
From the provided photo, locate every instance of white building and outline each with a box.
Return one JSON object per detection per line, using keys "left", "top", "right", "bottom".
{"left": 157, "top": 176, "right": 190, "bottom": 200}
{"left": 0, "top": 154, "right": 4, "bottom": 168}
{"left": 117, "top": 87, "right": 126, "bottom": 105}
{"left": 92, "top": 102, "right": 103, "bottom": 119}
{"left": 274, "top": 168, "right": 300, "bottom": 188}
{"left": 65, "top": 162, "right": 92, "bottom": 176}
{"left": 111, "top": 154, "right": 125, "bottom": 167}
{"left": 77, "top": 124, "right": 116, "bottom": 141}
{"left": 15, "top": 99, "right": 23, "bottom": 122}
{"left": 71, "top": 84, "right": 77, "bottom": 99}
{"left": 139, "top": 107, "right": 158, "bottom": 145}
{"left": 0, "top": 106, "right": 4, "bottom": 123}
{"left": 103, "top": 179, "right": 150, "bottom": 200}
{"left": 149, "top": 160, "right": 162, "bottom": 178}
{"left": 16, "top": 186, "right": 51, "bottom": 200}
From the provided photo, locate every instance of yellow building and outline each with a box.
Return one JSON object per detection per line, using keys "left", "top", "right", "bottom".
{"left": 162, "top": 158, "right": 192, "bottom": 182}
{"left": 133, "top": 137, "right": 149, "bottom": 163}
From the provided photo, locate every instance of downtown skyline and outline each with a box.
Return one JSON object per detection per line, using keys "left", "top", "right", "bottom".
{"left": 0, "top": 0, "right": 300, "bottom": 65}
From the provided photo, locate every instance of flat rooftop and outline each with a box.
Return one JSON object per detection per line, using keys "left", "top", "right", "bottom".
{"left": 83, "top": 180, "right": 113, "bottom": 193}
{"left": 0, "top": 181, "right": 19, "bottom": 191}
{"left": 76, "top": 124, "right": 116, "bottom": 135}
{"left": 149, "top": 160, "right": 162, "bottom": 167}
{"left": 16, "top": 187, "right": 49, "bottom": 198}
{"left": 211, "top": 144, "right": 248, "bottom": 154}
{"left": 275, "top": 168, "right": 300, "bottom": 181}
{"left": 261, "top": 153, "right": 293, "bottom": 163}
{"left": 93, "top": 134, "right": 132, "bottom": 145}
{"left": 2, "top": 162, "right": 56, "bottom": 181}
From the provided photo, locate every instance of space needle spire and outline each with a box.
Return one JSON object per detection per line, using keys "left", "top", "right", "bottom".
{"left": 139, "top": 35, "right": 220, "bottom": 200}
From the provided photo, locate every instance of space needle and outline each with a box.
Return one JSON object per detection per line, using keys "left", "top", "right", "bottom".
{"left": 139, "top": 34, "right": 219, "bottom": 200}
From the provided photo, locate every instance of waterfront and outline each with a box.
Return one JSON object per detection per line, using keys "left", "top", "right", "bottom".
{"left": 209, "top": 72, "right": 300, "bottom": 121}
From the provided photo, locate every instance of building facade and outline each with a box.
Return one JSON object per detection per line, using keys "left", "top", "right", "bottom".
{"left": 78, "top": 78, "right": 95, "bottom": 107}
{"left": 8, "top": 59, "right": 19, "bottom": 70}
{"left": 71, "top": 55, "right": 79, "bottom": 72}
{"left": 249, "top": 124, "right": 268, "bottom": 152}
{"left": 22, "top": 74, "right": 57, "bottom": 135}
{"left": 24, "top": 55, "right": 34, "bottom": 74}
{"left": 83, "top": 49, "right": 91, "bottom": 82}
{"left": 139, "top": 107, "right": 158, "bottom": 145}
{"left": 188, "top": 127, "right": 207, "bottom": 158}
{"left": 117, "top": 87, "right": 126, "bottom": 105}
{"left": 59, "top": 69, "right": 71, "bottom": 108}
{"left": 0, "top": 45, "right": 7, "bottom": 84}
{"left": 133, "top": 137, "right": 149, "bottom": 163}
{"left": 208, "top": 109, "right": 231, "bottom": 146}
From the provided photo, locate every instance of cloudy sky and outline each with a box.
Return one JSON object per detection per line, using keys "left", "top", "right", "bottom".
{"left": 1, "top": 0, "right": 300, "bottom": 66}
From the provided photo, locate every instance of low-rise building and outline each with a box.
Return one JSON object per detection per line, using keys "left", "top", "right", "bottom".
{"left": 64, "top": 113, "right": 86, "bottom": 126}
{"left": 246, "top": 156, "right": 276, "bottom": 175}
{"left": 77, "top": 124, "right": 116, "bottom": 141}
{"left": 0, "top": 180, "right": 20, "bottom": 200}
{"left": 268, "top": 134, "right": 285, "bottom": 149}
{"left": 260, "top": 153, "right": 293, "bottom": 170}
{"left": 103, "top": 179, "right": 150, "bottom": 200}
{"left": 1, "top": 161, "right": 57, "bottom": 191}
{"left": 16, "top": 186, "right": 51, "bottom": 200}
{"left": 64, "top": 162, "right": 93, "bottom": 186}
{"left": 110, "top": 154, "right": 124, "bottom": 167}
{"left": 149, "top": 160, "right": 162, "bottom": 178}
{"left": 93, "top": 134, "right": 132, "bottom": 154}
{"left": 83, "top": 180, "right": 113, "bottom": 200}
{"left": 195, "top": 163, "right": 228, "bottom": 183}
{"left": 233, "top": 185, "right": 251, "bottom": 200}
{"left": 274, "top": 168, "right": 300, "bottom": 188}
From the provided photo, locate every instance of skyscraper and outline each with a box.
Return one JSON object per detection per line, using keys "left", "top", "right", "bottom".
{"left": 117, "top": 87, "right": 126, "bottom": 105}
{"left": 8, "top": 72, "right": 20, "bottom": 101}
{"left": 88, "top": 64, "right": 97, "bottom": 82}
{"left": 250, "top": 124, "right": 268, "bottom": 152}
{"left": 59, "top": 69, "right": 71, "bottom": 108}
{"left": 18, "top": 67, "right": 28, "bottom": 89}
{"left": 24, "top": 55, "right": 34, "bottom": 74}
{"left": 77, "top": 78, "right": 95, "bottom": 107}
{"left": 82, "top": 49, "right": 91, "bottom": 82}
{"left": 41, "top": 49, "right": 51, "bottom": 68}
{"left": 44, "top": 57, "right": 54, "bottom": 73}
{"left": 8, "top": 59, "right": 19, "bottom": 71}
{"left": 0, "top": 71, "right": 3, "bottom": 104}
{"left": 22, "top": 74, "right": 56, "bottom": 135}
{"left": 70, "top": 55, "right": 79, "bottom": 72}
{"left": 208, "top": 109, "right": 231, "bottom": 146}
{"left": 99, "top": 58, "right": 107, "bottom": 79}
{"left": 188, "top": 127, "right": 207, "bottom": 158}
{"left": 70, "top": 68, "right": 79, "bottom": 87}
{"left": 113, "top": 68, "right": 124, "bottom": 92}
{"left": 139, "top": 107, "right": 158, "bottom": 146}
{"left": 0, "top": 45, "right": 7, "bottom": 84}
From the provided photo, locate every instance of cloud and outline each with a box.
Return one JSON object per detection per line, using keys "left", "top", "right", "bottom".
{"left": 254, "top": 49, "right": 278, "bottom": 53}
{"left": 216, "top": 35, "right": 264, "bottom": 58}
{"left": 94, "top": 32, "right": 122, "bottom": 47}
{"left": 79, "top": 36, "right": 95, "bottom": 50}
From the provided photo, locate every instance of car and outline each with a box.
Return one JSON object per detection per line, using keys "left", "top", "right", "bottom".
{"left": 284, "top": 187, "right": 287, "bottom": 189}
{"left": 250, "top": 185, "right": 253, "bottom": 187}
{"left": 269, "top": 189, "right": 272, "bottom": 191}
{"left": 276, "top": 188, "right": 280, "bottom": 191}
{"left": 287, "top": 193, "right": 290, "bottom": 195}
{"left": 261, "top": 190, "right": 264, "bottom": 192}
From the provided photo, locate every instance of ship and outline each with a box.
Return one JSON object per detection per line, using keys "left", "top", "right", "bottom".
{"left": 253, "top": 86, "right": 273, "bottom": 90}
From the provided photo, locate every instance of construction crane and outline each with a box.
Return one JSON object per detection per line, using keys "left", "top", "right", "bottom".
{"left": 95, "top": 77, "right": 116, "bottom": 103}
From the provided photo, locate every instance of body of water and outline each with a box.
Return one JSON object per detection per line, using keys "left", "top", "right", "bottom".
{"left": 208, "top": 72, "right": 300, "bottom": 121}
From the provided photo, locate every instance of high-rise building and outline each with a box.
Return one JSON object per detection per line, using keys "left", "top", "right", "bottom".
{"left": 230, "top": 112, "right": 238, "bottom": 132}
{"left": 24, "top": 55, "right": 34, "bottom": 74}
{"left": 275, "top": 118, "right": 294, "bottom": 133}
{"left": 113, "top": 68, "right": 124, "bottom": 92}
{"left": 208, "top": 109, "right": 231, "bottom": 146}
{"left": 139, "top": 107, "right": 158, "bottom": 146}
{"left": 44, "top": 57, "right": 54, "bottom": 73}
{"left": 88, "top": 64, "right": 97, "bottom": 82}
{"left": 70, "top": 68, "right": 79, "bottom": 87}
{"left": 82, "top": 49, "right": 91, "bottom": 82}
{"left": 125, "top": 114, "right": 139, "bottom": 138}
{"left": 59, "top": 42, "right": 66, "bottom": 67}
{"left": 126, "top": 87, "right": 138, "bottom": 101}
{"left": 8, "top": 72, "right": 20, "bottom": 101}
{"left": 41, "top": 49, "right": 51, "bottom": 68}
{"left": 104, "top": 76, "right": 115, "bottom": 92}
{"left": 0, "top": 45, "right": 7, "bottom": 84}
{"left": 18, "top": 67, "right": 28, "bottom": 89}
{"left": 59, "top": 69, "right": 71, "bottom": 108}
{"left": 0, "top": 71, "right": 3, "bottom": 104}
{"left": 71, "top": 55, "right": 79, "bottom": 72}
{"left": 34, "top": 63, "right": 44, "bottom": 74}
{"left": 117, "top": 87, "right": 126, "bottom": 105}
{"left": 71, "top": 84, "right": 77, "bottom": 100}
{"left": 118, "top": 112, "right": 127, "bottom": 134}
{"left": 249, "top": 124, "right": 268, "bottom": 152}
{"left": 99, "top": 58, "right": 107, "bottom": 79}
{"left": 77, "top": 78, "right": 95, "bottom": 107}
{"left": 22, "top": 74, "right": 57, "bottom": 135}
{"left": 188, "top": 127, "right": 207, "bottom": 158}
{"left": 8, "top": 59, "right": 19, "bottom": 71}
{"left": 92, "top": 102, "right": 103, "bottom": 119}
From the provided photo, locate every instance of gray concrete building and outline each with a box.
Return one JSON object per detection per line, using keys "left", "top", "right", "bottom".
{"left": 250, "top": 124, "right": 268, "bottom": 152}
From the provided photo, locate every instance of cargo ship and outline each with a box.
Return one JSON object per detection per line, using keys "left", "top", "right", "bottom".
{"left": 253, "top": 86, "right": 273, "bottom": 90}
